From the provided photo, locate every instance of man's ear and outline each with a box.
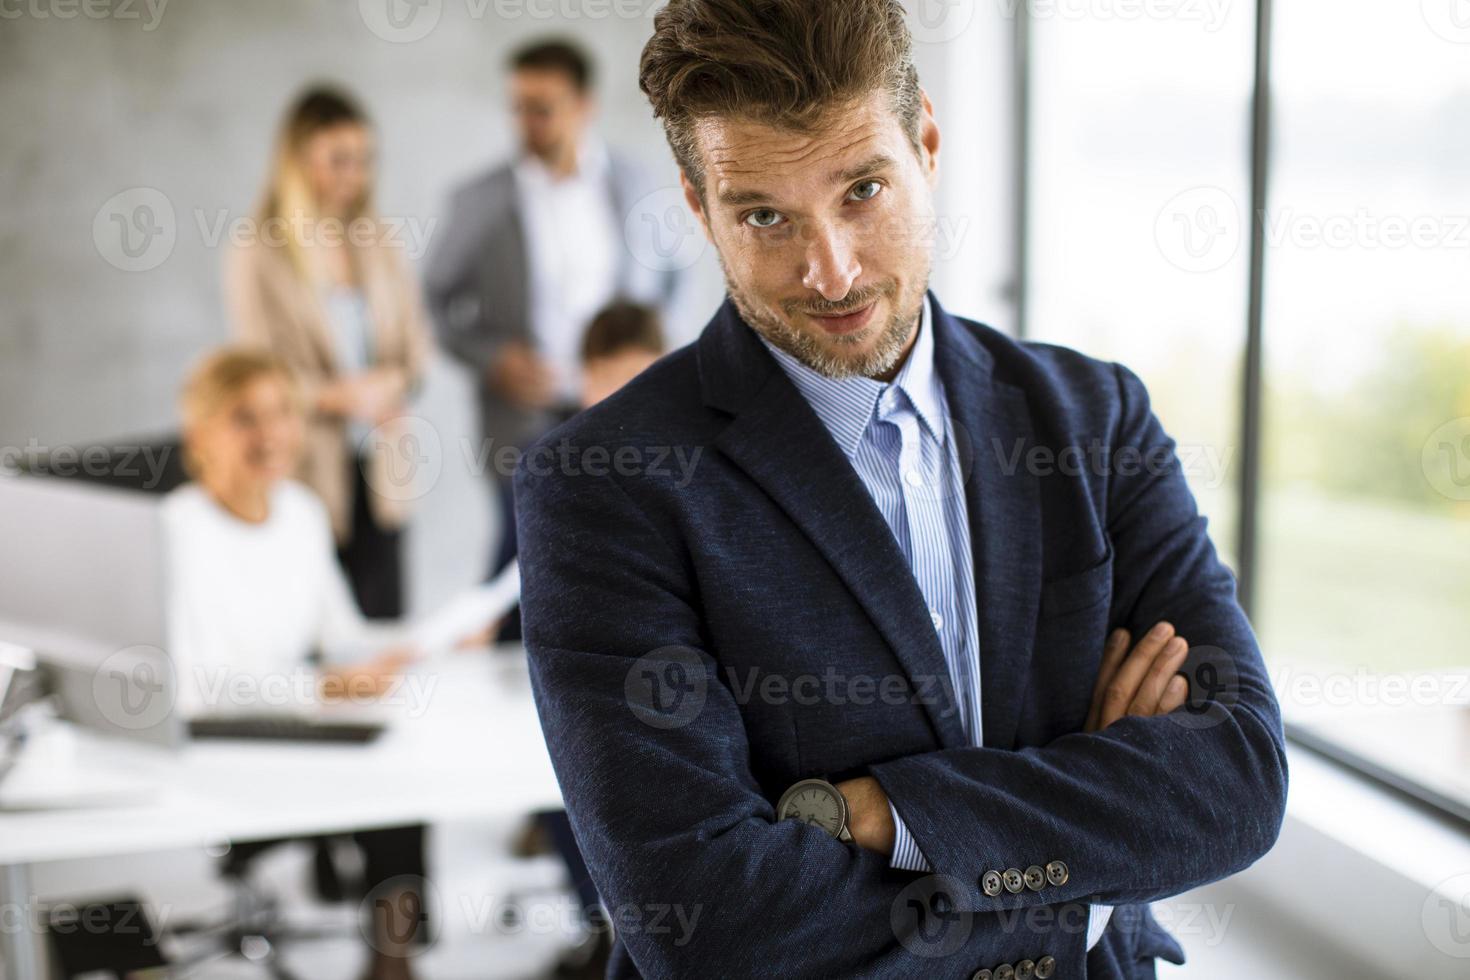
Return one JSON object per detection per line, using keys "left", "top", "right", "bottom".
{"left": 918, "top": 87, "right": 941, "bottom": 187}
{"left": 680, "top": 169, "right": 715, "bottom": 245}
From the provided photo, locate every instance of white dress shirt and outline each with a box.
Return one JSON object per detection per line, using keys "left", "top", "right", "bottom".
{"left": 513, "top": 139, "right": 622, "bottom": 404}
{"left": 161, "top": 480, "right": 388, "bottom": 716}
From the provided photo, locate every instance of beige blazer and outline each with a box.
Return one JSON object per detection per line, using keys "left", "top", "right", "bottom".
{"left": 224, "top": 235, "right": 431, "bottom": 544}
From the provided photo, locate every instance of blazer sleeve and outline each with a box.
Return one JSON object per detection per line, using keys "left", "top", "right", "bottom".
{"left": 868, "top": 362, "right": 1288, "bottom": 912}
{"left": 423, "top": 186, "right": 508, "bottom": 371}
{"left": 515, "top": 456, "right": 1096, "bottom": 979}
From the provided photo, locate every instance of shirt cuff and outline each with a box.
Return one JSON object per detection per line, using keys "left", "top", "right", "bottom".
{"left": 887, "top": 800, "right": 932, "bottom": 871}
{"left": 1087, "top": 904, "right": 1114, "bottom": 950}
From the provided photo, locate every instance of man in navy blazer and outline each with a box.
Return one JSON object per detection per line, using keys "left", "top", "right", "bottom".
{"left": 515, "top": 1, "right": 1288, "bottom": 976}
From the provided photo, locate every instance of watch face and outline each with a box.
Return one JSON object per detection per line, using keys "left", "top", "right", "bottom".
{"left": 776, "top": 779, "right": 847, "bottom": 837}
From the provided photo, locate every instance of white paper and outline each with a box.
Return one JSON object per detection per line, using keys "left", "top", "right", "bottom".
{"left": 406, "top": 561, "right": 521, "bottom": 655}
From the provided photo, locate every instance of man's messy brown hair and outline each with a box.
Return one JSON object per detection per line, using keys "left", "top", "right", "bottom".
{"left": 638, "top": 0, "right": 923, "bottom": 199}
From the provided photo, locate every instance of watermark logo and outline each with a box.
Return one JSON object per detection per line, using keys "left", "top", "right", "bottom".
{"left": 990, "top": 436, "right": 1235, "bottom": 491}
{"left": 359, "top": 0, "right": 442, "bottom": 42}
{"left": 1167, "top": 644, "right": 1239, "bottom": 731}
{"left": 1150, "top": 900, "right": 1236, "bottom": 946}
{"left": 1261, "top": 208, "right": 1470, "bottom": 251}
{"left": 1422, "top": 417, "right": 1470, "bottom": 501}
{"left": 0, "top": 0, "right": 169, "bottom": 30}
{"left": 891, "top": 875, "right": 975, "bottom": 957}
{"left": 362, "top": 415, "right": 444, "bottom": 503}
{"left": 998, "top": 0, "right": 1232, "bottom": 32}
{"left": 360, "top": 874, "right": 440, "bottom": 953}
{"left": 1273, "top": 665, "right": 1470, "bottom": 712}
{"left": 0, "top": 439, "right": 176, "bottom": 489}
{"left": 624, "top": 186, "right": 706, "bottom": 273}
{"left": 1424, "top": 873, "right": 1470, "bottom": 958}
{"left": 1421, "top": 0, "right": 1470, "bottom": 43}
{"left": 906, "top": 0, "right": 975, "bottom": 44}
{"left": 1155, "top": 186, "right": 1240, "bottom": 273}
{"left": 195, "top": 209, "right": 439, "bottom": 261}
{"left": 93, "top": 187, "right": 176, "bottom": 272}
{"left": 624, "top": 645, "right": 709, "bottom": 730}
{"left": 91, "top": 645, "right": 175, "bottom": 730}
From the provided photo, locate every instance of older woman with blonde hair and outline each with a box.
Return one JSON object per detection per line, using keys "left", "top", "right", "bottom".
{"left": 166, "top": 347, "right": 411, "bottom": 701}
{"left": 226, "top": 85, "right": 430, "bottom": 619}
{"left": 166, "top": 347, "right": 426, "bottom": 980}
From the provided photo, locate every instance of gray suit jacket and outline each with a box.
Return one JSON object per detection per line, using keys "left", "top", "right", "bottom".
{"left": 425, "top": 151, "right": 680, "bottom": 460}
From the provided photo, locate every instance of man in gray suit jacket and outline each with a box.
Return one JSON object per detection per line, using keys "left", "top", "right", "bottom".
{"left": 426, "top": 39, "right": 681, "bottom": 470}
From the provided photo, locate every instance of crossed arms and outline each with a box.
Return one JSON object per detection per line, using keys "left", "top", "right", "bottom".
{"left": 837, "top": 619, "right": 1200, "bottom": 857}
{"left": 515, "top": 363, "right": 1288, "bottom": 977}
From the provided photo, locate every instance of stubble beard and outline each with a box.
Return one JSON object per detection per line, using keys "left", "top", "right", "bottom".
{"left": 721, "top": 258, "right": 930, "bottom": 381}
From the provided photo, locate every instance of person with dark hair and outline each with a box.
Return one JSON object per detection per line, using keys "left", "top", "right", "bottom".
{"left": 424, "top": 39, "right": 683, "bottom": 601}
{"left": 514, "top": 1, "right": 1288, "bottom": 977}
{"left": 579, "top": 301, "right": 665, "bottom": 408}
{"left": 226, "top": 84, "right": 431, "bottom": 621}
{"left": 511, "top": 38, "right": 594, "bottom": 93}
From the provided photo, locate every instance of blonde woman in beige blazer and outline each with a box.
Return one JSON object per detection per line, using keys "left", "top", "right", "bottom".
{"left": 226, "top": 86, "right": 430, "bottom": 621}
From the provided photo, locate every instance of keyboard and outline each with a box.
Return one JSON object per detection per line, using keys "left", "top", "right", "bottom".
{"left": 187, "top": 714, "right": 385, "bottom": 744}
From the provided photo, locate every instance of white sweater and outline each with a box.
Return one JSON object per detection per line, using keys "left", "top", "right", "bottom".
{"left": 161, "top": 480, "right": 386, "bottom": 716}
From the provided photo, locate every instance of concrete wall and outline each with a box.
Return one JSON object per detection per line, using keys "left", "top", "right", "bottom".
{"left": 0, "top": 0, "right": 725, "bottom": 610}
{"left": 0, "top": 0, "right": 713, "bottom": 446}
{"left": 0, "top": 0, "right": 1015, "bottom": 610}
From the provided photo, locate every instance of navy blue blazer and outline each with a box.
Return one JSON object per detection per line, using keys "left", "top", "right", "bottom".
{"left": 515, "top": 293, "right": 1288, "bottom": 979}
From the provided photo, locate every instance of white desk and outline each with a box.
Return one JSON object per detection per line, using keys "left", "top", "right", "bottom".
{"left": 0, "top": 649, "right": 562, "bottom": 979}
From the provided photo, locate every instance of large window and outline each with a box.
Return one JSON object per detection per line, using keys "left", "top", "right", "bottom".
{"left": 1253, "top": 0, "right": 1470, "bottom": 815}
{"left": 1257, "top": 2, "right": 1470, "bottom": 676}
{"left": 1026, "top": 2, "right": 1257, "bottom": 567}
{"left": 1023, "top": 0, "right": 1470, "bottom": 817}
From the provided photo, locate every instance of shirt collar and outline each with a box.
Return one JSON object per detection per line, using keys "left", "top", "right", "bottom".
{"left": 514, "top": 137, "right": 609, "bottom": 187}
{"left": 761, "top": 295, "right": 943, "bottom": 459}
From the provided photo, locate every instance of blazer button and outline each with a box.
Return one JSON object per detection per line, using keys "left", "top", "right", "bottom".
{"left": 1045, "top": 860, "right": 1069, "bottom": 887}
{"left": 982, "top": 870, "right": 1004, "bottom": 897}
{"left": 1002, "top": 868, "right": 1025, "bottom": 893}
{"left": 995, "top": 965, "right": 1015, "bottom": 980}
{"left": 1023, "top": 865, "right": 1046, "bottom": 891}
{"left": 971, "top": 971, "right": 993, "bottom": 980}
{"left": 1036, "top": 954, "right": 1056, "bottom": 979}
{"left": 1016, "top": 960, "right": 1036, "bottom": 980}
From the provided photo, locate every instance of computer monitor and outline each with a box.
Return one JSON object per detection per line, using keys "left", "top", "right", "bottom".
{"left": 0, "top": 473, "right": 180, "bottom": 746}
{"left": 0, "top": 473, "right": 167, "bottom": 650}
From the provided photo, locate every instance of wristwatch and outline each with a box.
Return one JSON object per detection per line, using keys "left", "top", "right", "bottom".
{"left": 776, "top": 777, "right": 853, "bottom": 842}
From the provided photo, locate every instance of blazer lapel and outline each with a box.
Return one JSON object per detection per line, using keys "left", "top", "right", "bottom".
{"left": 931, "top": 295, "right": 1042, "bottom": 752}
{"left": 700, "top": 303, "right": 970, "bottom": 750}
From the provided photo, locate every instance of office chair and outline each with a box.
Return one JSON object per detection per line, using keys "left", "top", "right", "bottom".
{"left": 164, "top": 840, "right": 363, "bottom": 980}
{"left": 46, "top": 872, "right": 358, "bottom": 980}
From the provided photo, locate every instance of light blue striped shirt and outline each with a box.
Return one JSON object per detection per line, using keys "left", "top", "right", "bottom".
{"left": 762, "top": 296, "right": 1110, "bottom": 948}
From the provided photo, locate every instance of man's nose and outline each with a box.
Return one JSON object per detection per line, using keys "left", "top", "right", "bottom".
{"left": 800, "top": 221, "right": 861, "bottom": 301}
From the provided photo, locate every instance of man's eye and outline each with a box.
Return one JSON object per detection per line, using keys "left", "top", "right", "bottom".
{"left": 744, "top": 209, "right": 784, "bottom": 229}
{"left": 848, "top": 180, "right": 882, "bottom": 203}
